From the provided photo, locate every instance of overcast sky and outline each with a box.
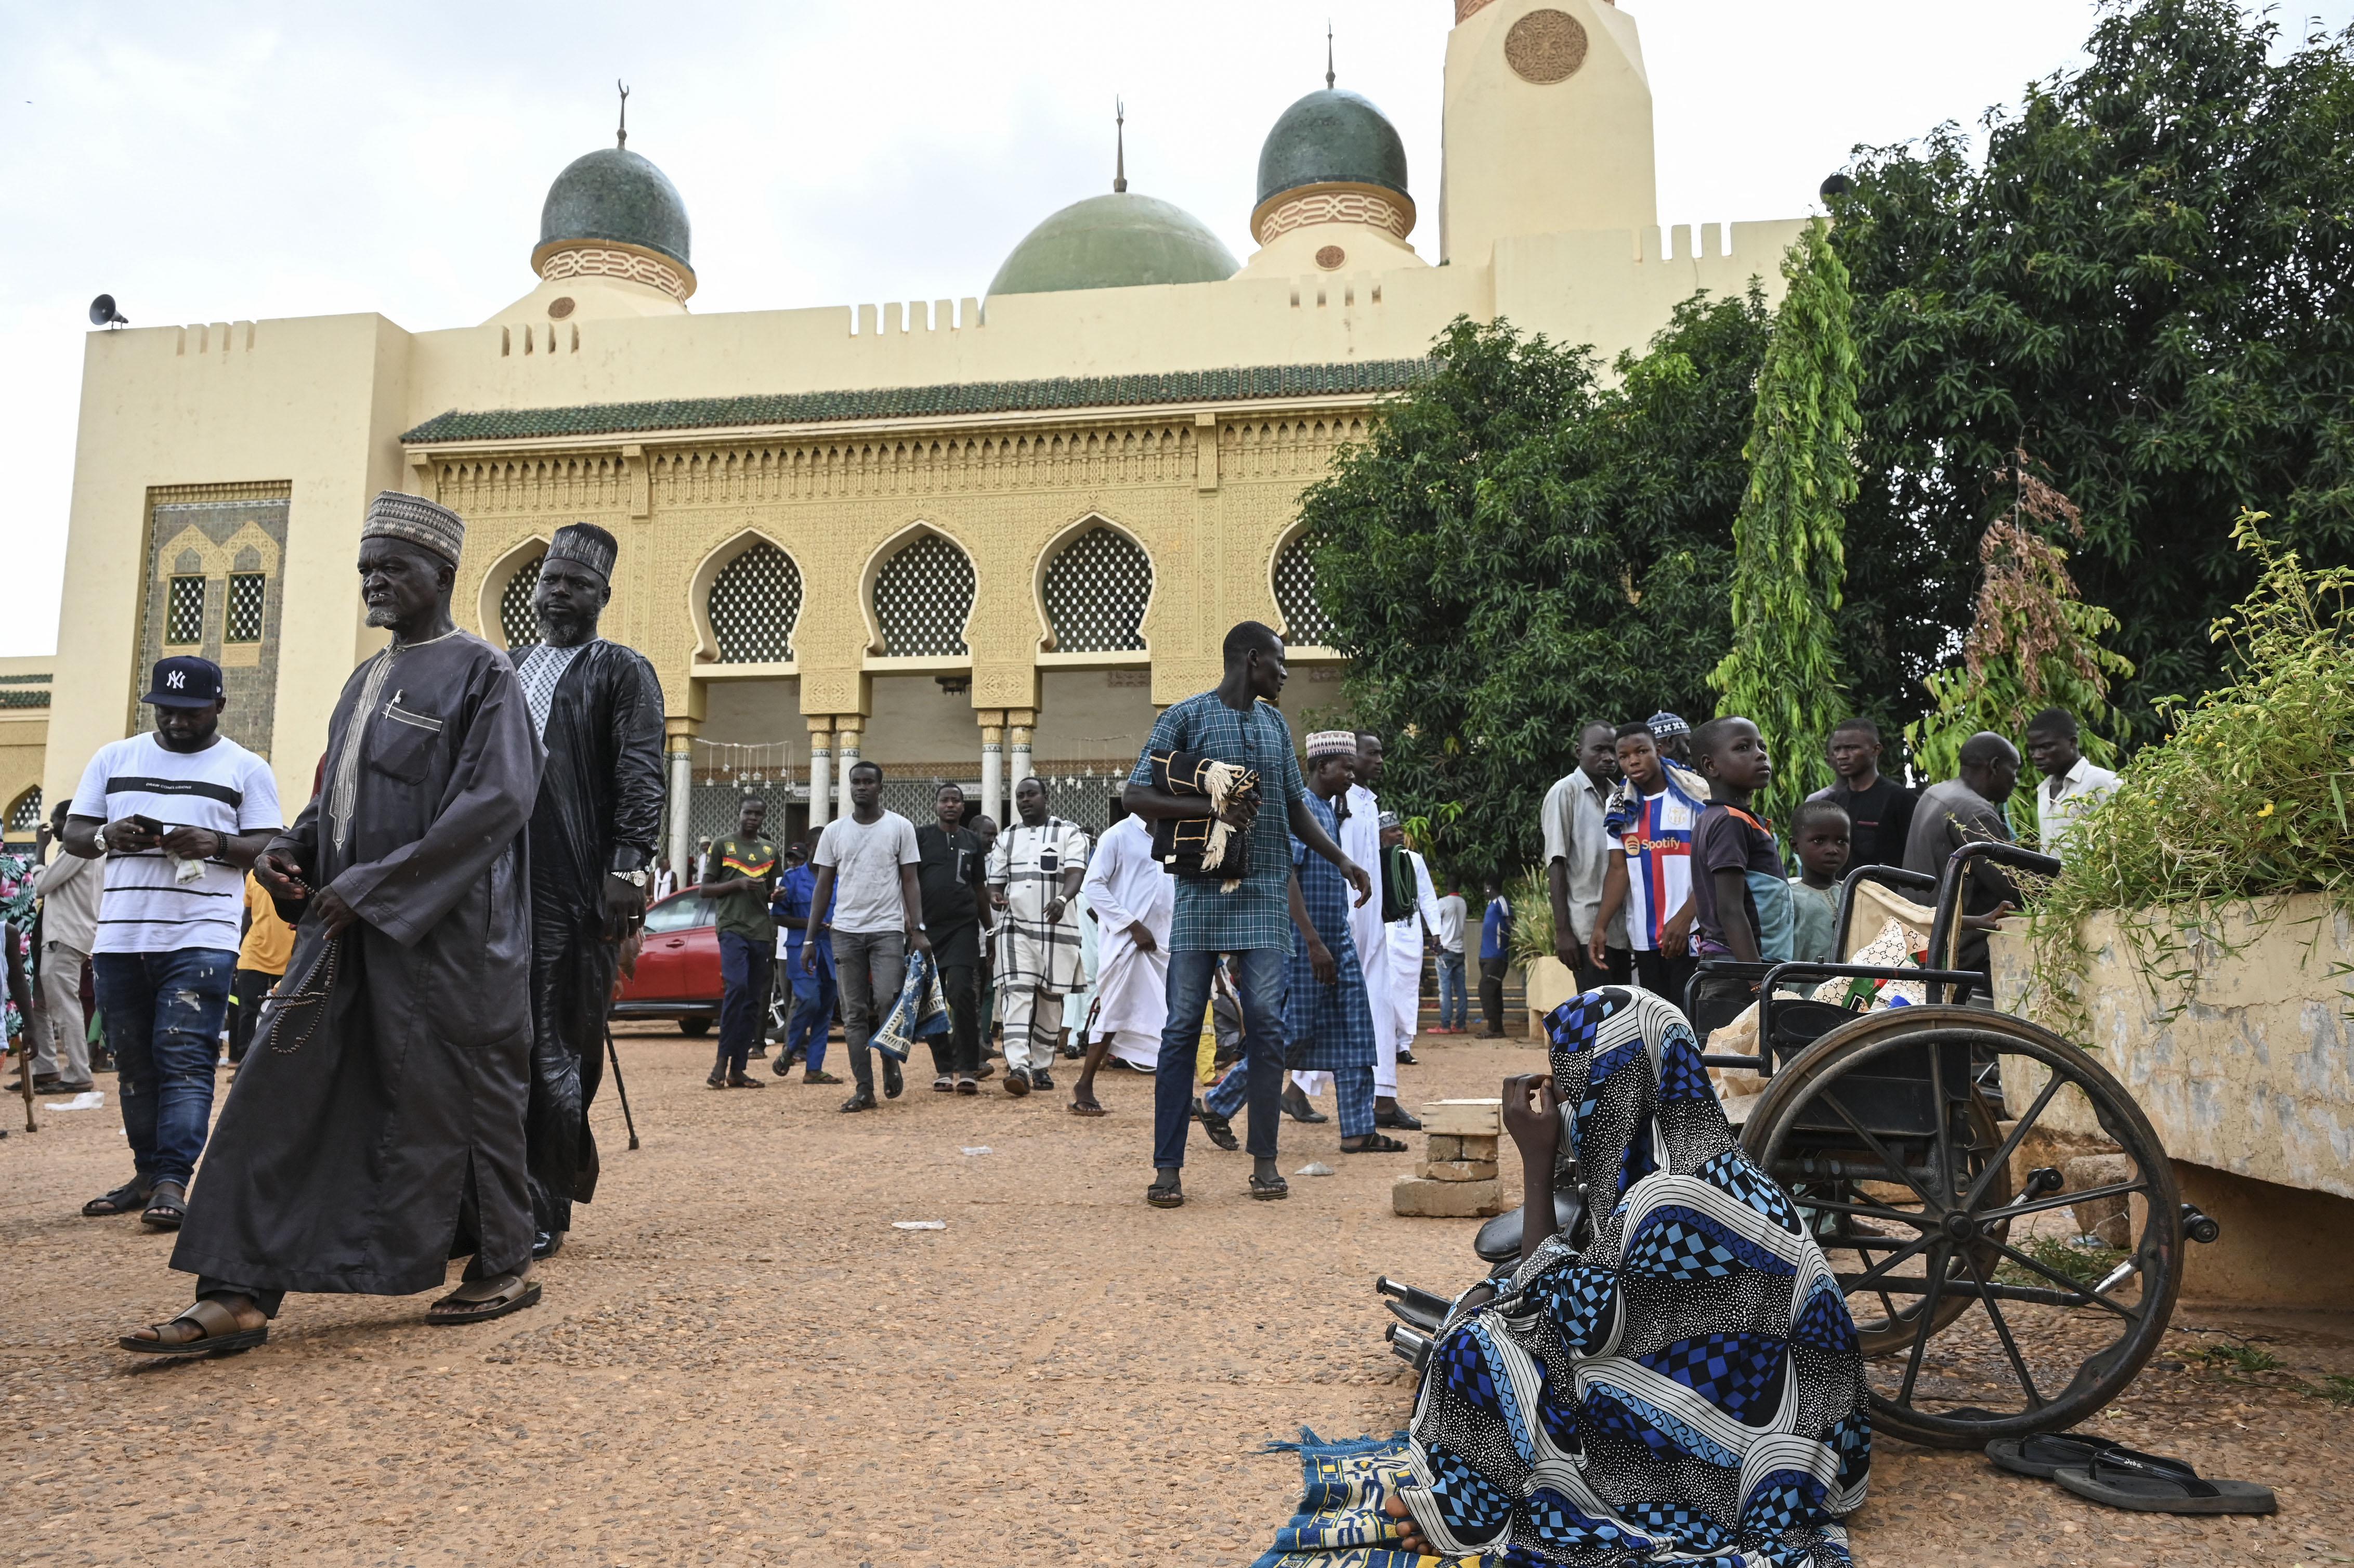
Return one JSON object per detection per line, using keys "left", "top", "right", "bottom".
{"left": 3, "top": 0, "right": 2346, "bottom": 658}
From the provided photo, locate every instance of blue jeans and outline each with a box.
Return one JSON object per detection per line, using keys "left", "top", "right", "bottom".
{"left": 93, "top": 948, "right": 236, "bottom": 1189}
{"left": 1435, "top": 949, "right": 1468, "bottom": 1029}
{"left": 783, "top": 947, "right": 836, "bottom": 1072}
{"left": 1154, "top": 947, "right": 1288, "bottom": 1170}
{"left": 717, "top": 932, "right": 773, "bottom": 1078}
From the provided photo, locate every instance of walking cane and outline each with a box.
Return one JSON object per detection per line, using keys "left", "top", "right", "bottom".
{"left": 604, "top": 1022, "right": 639, "bottom": 1151}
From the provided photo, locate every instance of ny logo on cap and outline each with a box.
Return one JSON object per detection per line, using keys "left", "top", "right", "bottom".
{"left": 166, "top": 671, "right": 186, "bottom": 690}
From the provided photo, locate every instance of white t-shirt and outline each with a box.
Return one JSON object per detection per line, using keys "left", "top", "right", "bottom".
{"left": 815, "top": 811, "right": 921, "bottom": 936}
{"left": 1434, "top": 893, "right": 1467, "bottom": 953}
{"left": 69, "top": 731, "right": 283, "bottom": 956}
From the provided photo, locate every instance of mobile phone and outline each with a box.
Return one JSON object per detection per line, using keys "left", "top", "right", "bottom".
{"left": 128, "top": 814, "right": 165, "bottom": 837}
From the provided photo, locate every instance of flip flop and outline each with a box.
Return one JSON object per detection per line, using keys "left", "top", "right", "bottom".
{"left": 2054, "top": 1452, "right": 2275, "bottom": 1515}
{"left": 1068, "top": 1099, "right": 1108, "bottom": 1117}
{"left": 1342, "top": 1133, "right": 1409, "bottom": 1154}
{"left": 1986, "top": 1433, "right": 2196, "bottom": 1482}
{"left": 119, "top": 1298, "right": 268, "bottom": 1358}
{"left": 426, "top": 1275, "right": 543, "bottom": 1326}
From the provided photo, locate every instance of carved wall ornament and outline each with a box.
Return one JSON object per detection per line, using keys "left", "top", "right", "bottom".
{"left": 1315, "top": 245, "right": 1346, "bottom": 271}
{"left": 1505, "top": 9, "right": 1589, "bottom": 84}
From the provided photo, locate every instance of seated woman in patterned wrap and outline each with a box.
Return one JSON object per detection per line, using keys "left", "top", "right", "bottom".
{"left": 1381, "top": 987, "right": 1871, "bottom": 1567}
{"left": 1144, "top": 747, "right": 1258, "bottom": 888}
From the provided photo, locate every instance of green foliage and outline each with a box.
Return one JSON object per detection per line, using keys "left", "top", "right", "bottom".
{"left": 1305, "top": 295, "right": 1771, "bottom": 882}
{"left": 1711, "top": 220, "right": 1858, "bottom": 819}
{"left": 1830, "top": 0, "right": 2354, "bottom": 744}
{"left": 1905, "top": 458, "right": 2135, "bottom": 833}
{"left": 2025, "top": 515, "right": 2354, "bottom": 1028}
{"left": 1506, "top": 866, "right": 1554, "bottom": 971}
{"left": 1996, "top": 1235, "right": 2125, "bottom": 1290}
{"left": 2196, "top": 1341, "right": 2286, "bottom": 1376}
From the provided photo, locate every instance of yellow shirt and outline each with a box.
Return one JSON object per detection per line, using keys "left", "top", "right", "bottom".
{"left": 237, "top": 873, "right": 294, "bottom": 975}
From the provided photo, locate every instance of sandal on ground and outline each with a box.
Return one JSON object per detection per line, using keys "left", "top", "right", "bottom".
{"left": 1341, "top": 1133, "right": 1409, "bottom": 1154}
{"left": 1145, "top": 1176, "right": 1184, "bottom": 1209}
{"left": 83, "top": 1179, "right": 152, "bottom": 1218}
{"left": 1249, "top": 1171, "right": 1290, "bottom": 1201}
{"left": 803, "top": 1069, "right": 842, "bottom": 1085}
{"left": 771, "top": 1055, "right": 794, "bottom": 1076}
{"left": 118, "top": 1298, "right": 268, "bottom": 1358}
{"left": 839, "top": 1090, "right": 878, "bottom": 1113}
{"left": 426, "top": 1273, "right": 543, "bottom": 1326}
{"left": 140, "top": 1180, "right": 187, "bottom": 1230}
{"left": 1003, "top": 1067, "right": 1032, "bottom": 1098}
{"left": 1068, "top": 1097, "right": 1108, "bottom": 1117}
{"left": 933, "top": 1075, "right": 954, "bottom": 1092}
{"left": 1986, "top": 1434, "right": 2197, "bottom": 1482}
{"left": 725, "top": 1073, "right": 766, "bottom": 1089}
{"left": 956, "top": 1076, "right": 978, "bottom": 1095}
{"left": 1375, "top": 1105, "right": 1424, "bottom": 1132}
{"left": 705, "top": 1074, "right": 729, "bottom": 1090}
{"left": 2052, "top": 1452, "right": 2276, "bottom": 1515}
{"left": 1194, "top": 1101, "right": 1239, "bottom": 1152}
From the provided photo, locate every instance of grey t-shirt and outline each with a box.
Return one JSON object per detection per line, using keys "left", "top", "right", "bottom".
{"left": 815, "top": 811, "right": 921, "bottom": 935}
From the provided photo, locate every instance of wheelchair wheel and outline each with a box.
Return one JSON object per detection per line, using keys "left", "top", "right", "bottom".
{"left": 1740, "top": 1005, "right": 2182, "bottom": 1449}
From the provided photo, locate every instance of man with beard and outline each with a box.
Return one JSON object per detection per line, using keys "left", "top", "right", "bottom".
{"left": 511, "top": 523, "right": 664, "bottom": 1259}
{"left": 120, "top": 492, "right": 543, "bottom": 1355}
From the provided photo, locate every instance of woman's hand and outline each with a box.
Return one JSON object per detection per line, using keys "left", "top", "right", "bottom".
{"left": 1501, "top": 1072, "right": 1560, "bottom": 1167}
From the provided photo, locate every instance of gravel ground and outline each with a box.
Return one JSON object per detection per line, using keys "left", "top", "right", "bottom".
{"left": 3, "top": 1025, "right": 2348, "bottom": 1567}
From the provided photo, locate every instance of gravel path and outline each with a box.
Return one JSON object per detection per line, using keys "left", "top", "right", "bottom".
{"left": 3, "top": 1026, "right": 2347, "bottom": 1566}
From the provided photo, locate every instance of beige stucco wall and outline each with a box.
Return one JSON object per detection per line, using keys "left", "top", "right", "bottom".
{"left": 1990, "top": 894, "right": 2354, "bottom": 1201}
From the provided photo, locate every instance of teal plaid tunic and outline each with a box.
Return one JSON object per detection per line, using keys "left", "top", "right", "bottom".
{"left": 1129, "top": 692, "right": 1305, "bottom": 953}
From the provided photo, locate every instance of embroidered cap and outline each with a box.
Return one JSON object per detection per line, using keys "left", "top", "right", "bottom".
{"left": 1305, "top": 729, "right": 1357, "bottom": 760}
{"left": 1378, "top": 809, "right": 1402, "bottom": 830}
{"left": 1645, "top": 711, "right": 1692, "bottom": 741}
{"left": 361, "top": 490, "right": 465, "bottom": 566}
{"left": 547, "top": 520, "right": 619, "bottom": 581}
{"left": 141, "top": 655, "right": 224, "bottom": 709}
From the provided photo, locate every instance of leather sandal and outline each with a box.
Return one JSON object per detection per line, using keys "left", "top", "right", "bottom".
{"left": 83, "top": 1179, "right": 152, "bottom": 1218}
{"left": 140, "top": 1180, "right": 187, "bottom": 1230}
{"left": 1194, "top": 1101, "right": 1239, "bottom": 1151}
{"left": 119, "top": 1298, "right": 268, "bottom": 1357}
{"left": 1341, "top": 1132, "right": 1409, "bottom": 1154}
{"left": 1249, "top": 1171, "right": 1290, "bottom": 1201}
{"left": 427, "top": 1273, "right": 542, "bottom": 1326}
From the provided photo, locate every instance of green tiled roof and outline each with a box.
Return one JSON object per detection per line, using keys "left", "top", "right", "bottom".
{"left": 0, "top": 690, "right": 50, "bottom": 709}
{"left": 400, "top": 358, "right": 1434, "bottom": 446}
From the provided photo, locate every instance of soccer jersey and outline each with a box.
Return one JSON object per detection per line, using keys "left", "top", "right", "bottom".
{"left": 1605, "top": 780, "right": 1704, "bottom": 952}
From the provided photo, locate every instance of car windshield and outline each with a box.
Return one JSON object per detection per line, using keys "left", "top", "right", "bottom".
{"left": 644, "top": 894, "right": 713, "bottom": 934}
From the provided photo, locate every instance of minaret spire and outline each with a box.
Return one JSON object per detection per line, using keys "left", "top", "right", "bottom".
{"left": 1113, "top": 97, "right": 1128, "bottom": 193}
{"left": 616, "top": 80, "right": 630, "bottom": 148}
{"left": 1326, "top": 21, "right": 1336, "bottom": 88}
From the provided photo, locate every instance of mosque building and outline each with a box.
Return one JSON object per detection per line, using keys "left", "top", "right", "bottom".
{"left": 19, "top": 0, "right": 1808, "bottom": 865}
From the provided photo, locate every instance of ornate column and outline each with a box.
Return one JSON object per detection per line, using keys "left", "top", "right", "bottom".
{"left": 1008, "top": 708, "right": 1035, "bottom": 790}
{"left": 978, "top": 709, "right": 1004, "bottom": 825}
{"left": 665, "top": 718, "right": 697, "bottom": 877}
{"left": 805, "top": 716, "right": 834, "bottom": 831}
{"left": 836, "top": 718, "right": 864, "bottom": 804}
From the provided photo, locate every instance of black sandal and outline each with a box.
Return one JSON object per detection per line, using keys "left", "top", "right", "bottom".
{"left": 83, "top": 1179, "right": 152, "bottom": 1218}
{"left": 1249, "top": 1172, "right": 1290, "bottom": 1201}
{"left": 1341, "top": 1133, "right": 1409, "bottom": 1154}
{"left": 140, "top": 1180, "right": 187, "bottom": 1230}
{"left": 119, "top": 1298, "right": 269, "bottom": 1358}
{"left": 1194, "top": 1100, "right": 1239, "bottom": 1151}
{"left": 1146, "top": 1175, "right": 1184, "bottom": 1209}
{"left": 2053, "top": 1452, "right": 2276, "bottom": 1515}
{"left": 1986, "top": 1433, "right": 2196, "bottom": 1481}
{"left": 426, "top": 1274, "right": 543, "bottom": 1326}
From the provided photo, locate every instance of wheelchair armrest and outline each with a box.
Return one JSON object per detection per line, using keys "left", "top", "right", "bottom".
{"left": 1471, "top": 1187, "right": 1588, "bottom": 1264}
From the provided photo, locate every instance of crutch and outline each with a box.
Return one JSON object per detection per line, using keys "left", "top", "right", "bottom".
{"left": 604, "top": 1022, "right": 639, "bottom": 1151}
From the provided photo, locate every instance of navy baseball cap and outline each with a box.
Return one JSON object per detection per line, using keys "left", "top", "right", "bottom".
{"left": 142, "top": 656, "right": 225, "bottom": 708}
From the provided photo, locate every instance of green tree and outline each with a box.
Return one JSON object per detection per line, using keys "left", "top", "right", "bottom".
{"left": 1710, "top": 218, "right": 1858, "bottom": 818}
{"left": 1304, "top": 293, "right": 1771, "bottom": 883}
{"left": 1830, "top": 0, "right": 2354, "bottom": 744}
{"left": 1904, "top": 454, "right": 2135, "bottom": 834}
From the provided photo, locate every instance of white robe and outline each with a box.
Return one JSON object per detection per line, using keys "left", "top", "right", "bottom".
{"left": 1386, "top": 848, "right": 1442, "bottom": 1051}
{"left": 1079, "top": 816, "right": 1172, "bottom": 1070}
{"left": 1343, "top": 782, "right": 1395, "bottom": 1093}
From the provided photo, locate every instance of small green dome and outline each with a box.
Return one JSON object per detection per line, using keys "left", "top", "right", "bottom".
{"left": 988, "top": 192, "right": 1239, "bottom": 297}
{"left": 538, "top": 147, "right": 692, "bottom": 270}
{"left": 1256, "top": 89, "right": 1409, "bottom": 207}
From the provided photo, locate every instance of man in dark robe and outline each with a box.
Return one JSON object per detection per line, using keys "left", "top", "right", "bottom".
{"left": 120, "top": 491, "right": 545, "bottom": 1356}
{"left": 512, "top": 522, "right": 664, "bottom": 1259}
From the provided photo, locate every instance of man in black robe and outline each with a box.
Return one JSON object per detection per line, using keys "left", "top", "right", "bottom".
{"left": 512, "top": 522, "right": 665, "bottom": 1259}
{"left": 121, "top": 491, "right": 545, "bottom": 1356}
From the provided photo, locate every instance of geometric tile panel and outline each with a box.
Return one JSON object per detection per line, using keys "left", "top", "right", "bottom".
{"left": 873, "top": 532, "right": 974, "bottom": 657}
{"left": 1273, "top": 530, "right": 1332, "bottom": 647}
{"left": 6, "top": 786, "right": 41, "bottom": 837}
{"left": 166, "top": 574, "right": 206, "bottom": 645}
{"left": 1042, "top": 525, "right": 1152, "bottom": 652}
{"left": 225, "top": 572, "right": 266, "bottom": 643}
{"left": 500, "top": 552, "right": 545, "bottom": 649}
{"left": 708, "top": 541, "right": 803, "bottom": 663}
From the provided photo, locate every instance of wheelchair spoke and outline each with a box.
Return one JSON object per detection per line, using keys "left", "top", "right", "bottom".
{"left": 1822, "top": 1097, "right": 1943, "bottom": 1211}
{"left": 1896, "top": 1242, "right": 1950, "bottom": 1406}
{"left": 1960, "top": 1245, "right": 2043, "bottom": 1410}
{"left": 1963, "top": 1070, "right": 2065, "bottom": 1211}
{"left": 1928, "top": 1044, "right": 1957, "bottom": 1207}
{"left": 1977, "top": 1179, "right": 2149, "bottom": 1228}
{"left": 1845, "top": 1230, "right": 1939, "bottom": 1292}
{"left": 1987, "top": 1238, "right": 2138, "bottom": 1321}
{"left": 1790, "top": 1196, "right": 1935, "bottom": 1230}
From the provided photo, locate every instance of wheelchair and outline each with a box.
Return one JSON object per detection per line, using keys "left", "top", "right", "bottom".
{"left": 1378, "top": 843, "right": 2217, "bottom": 1451}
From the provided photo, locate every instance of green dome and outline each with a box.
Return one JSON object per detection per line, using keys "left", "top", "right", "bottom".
{"left": 537, "top": 147, "right": 692, "bottom": 270}
{"left": 1256, "top": 89, "right": 1409, "bottom": 207}
{"left": 988, "top": 192, "right": 1238, "bottom": 297}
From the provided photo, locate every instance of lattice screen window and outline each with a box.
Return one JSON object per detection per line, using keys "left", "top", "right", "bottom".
{"left": 873, "top": 533, "right": 974, "bottom": 657}
{"left": 708, "top": 542, "right": 803, "bottom": 663}
{"left": 1043, "top": 527, "right": 1152, "bottom": 652}
{"left": 500, "top": 553, "right": 545, "bottom": 649}
{"left": 165, "top": 575, "right": 206, "bottom": 646}
{"left": 6, "top": 788, "right": 40, "bottom": 836}
{"left": 225, "top": 573, "right": 266, "bottom": 643}
{"left": 1273, "top": 532, "right": 1333, "bottom": 647}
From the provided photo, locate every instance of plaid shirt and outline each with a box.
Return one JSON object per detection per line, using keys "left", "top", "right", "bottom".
{"left": 1130, "top": 691, "right": 1305, "bottom": 953}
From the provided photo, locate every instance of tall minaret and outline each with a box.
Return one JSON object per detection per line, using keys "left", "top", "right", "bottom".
{"left": 1438, "top": 0, "right": 1659, "bottom": 265}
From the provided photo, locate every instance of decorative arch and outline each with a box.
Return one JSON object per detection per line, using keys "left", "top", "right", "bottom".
{"left": 688, "top": 531, "right": 804, "bottom": 665}
{"left": 862, "top": 524, "right": 976, "bottom": 659}
{"left": 4, "top": 785, "right": 41, "bottom": 841}
{"left": 476, "top": 536, "right": 548, "bottom": 651}
{"left": 1034, "top": 515, "right": 1154, "bottom": 655}
{"left": 1270, "top": 521, "right": 1335, "bottom": 649}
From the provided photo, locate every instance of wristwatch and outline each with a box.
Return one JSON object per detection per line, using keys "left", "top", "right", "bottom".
{"left": 609, "top": 868, "right": 648, "bottom": 888}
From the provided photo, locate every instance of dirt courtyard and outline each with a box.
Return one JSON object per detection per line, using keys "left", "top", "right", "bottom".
{"left": 3, "top": 1025, "right": 2349, "bottom": 1567}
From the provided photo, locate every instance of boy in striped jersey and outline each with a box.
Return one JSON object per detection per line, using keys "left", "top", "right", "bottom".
{"left": 1592, "top": 721, "right": 1704, "bottom": 1009}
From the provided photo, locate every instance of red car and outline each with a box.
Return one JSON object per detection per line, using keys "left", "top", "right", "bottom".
{"left": 613, "top": 889, "right": 724, "bottom": 1035}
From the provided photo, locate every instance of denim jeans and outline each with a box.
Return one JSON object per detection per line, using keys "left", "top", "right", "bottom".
{"left": 1434, "top": 949, "right": 1468, "bottom": 1029}
{"left": 1153, "top": 947, "right": 1288, "bottom": 1170}
{"left": 716, "top": 932, "right": 773, "bottom": 1078}
{"left": 834, "top": 927, "right": 907, "bottom": 1095}
{"left": 783, "top": 949, "right": 836, "bottom": 1072}
{"left": 93, "top": 948, "right": 237, "bottom": 1188}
